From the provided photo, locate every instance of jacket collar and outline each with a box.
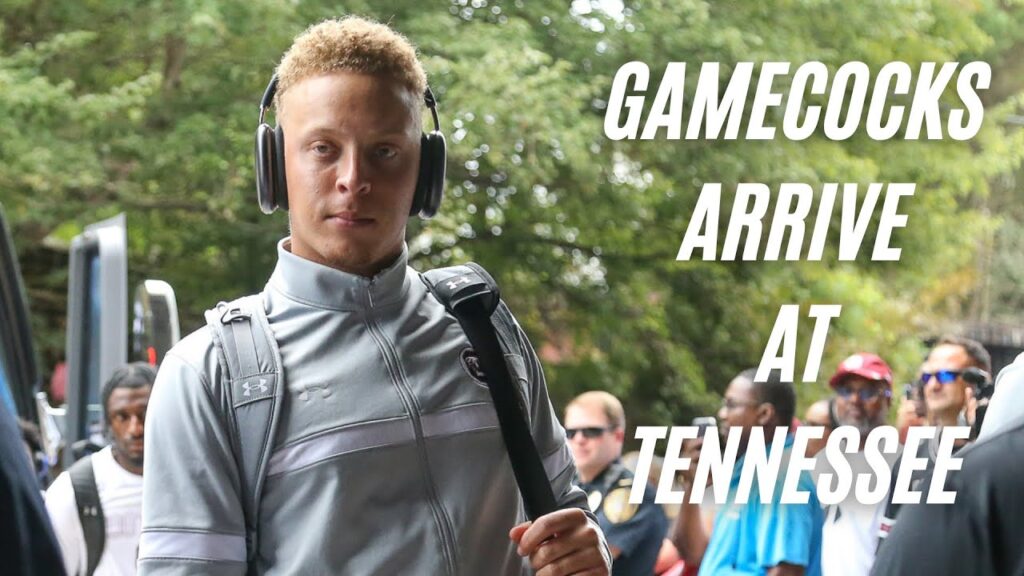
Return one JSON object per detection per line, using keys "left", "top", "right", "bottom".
{"left": 268, "top": 238, "right": 411, "bottom": 311}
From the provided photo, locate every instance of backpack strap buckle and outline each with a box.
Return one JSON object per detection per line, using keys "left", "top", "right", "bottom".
{"left": 219, "top": 304, "right": 252, "bottom": 325}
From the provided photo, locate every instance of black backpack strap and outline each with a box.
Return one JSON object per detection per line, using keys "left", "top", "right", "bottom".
{"left": 422, "top": 263, "right": 558, "bottom": 520}
{"left": 68, "top": 455, "right": 104, "bottom": 576}
{"left": 204, "top": 294, "right": 284, "bottom": 571}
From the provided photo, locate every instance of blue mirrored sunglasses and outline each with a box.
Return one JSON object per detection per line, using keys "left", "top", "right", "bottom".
{"left": 919, "top": 370, "right": 962, "bottom": 386}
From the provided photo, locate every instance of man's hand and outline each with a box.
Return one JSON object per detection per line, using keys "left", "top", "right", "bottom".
{"left": 964, "top": 386, "right": 977, "bottom": 427}
{"left": 677, "top": 438, "right": 703, "bottom": 489}
{"left": 509, "top": 508, "right": 610, "bottom": 576}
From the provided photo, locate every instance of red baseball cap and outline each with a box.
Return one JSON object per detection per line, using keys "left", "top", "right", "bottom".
{"left": 828, "top": 353, "right": 893, "bottom": 389}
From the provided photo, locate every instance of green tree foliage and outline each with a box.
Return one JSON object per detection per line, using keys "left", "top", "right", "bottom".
{"left": 2, "top": 0, "right": 1022, "bottom": 431}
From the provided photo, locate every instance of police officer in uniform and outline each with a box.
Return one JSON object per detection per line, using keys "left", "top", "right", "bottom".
{"left": 566, "top": 392, "right": 668, "bottom": 575}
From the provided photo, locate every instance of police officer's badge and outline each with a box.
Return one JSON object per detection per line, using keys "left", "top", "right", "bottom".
{"left": 602, "top": 487, "right": 639, "bottom": 524}
{"left": 460, "top": 348, "right": 488, "bottom": 385}
{"left": 588, "top": 490, "right": 603, "bottom": 512}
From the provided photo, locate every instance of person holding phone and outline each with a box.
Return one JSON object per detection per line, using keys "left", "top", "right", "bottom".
{"left": 671, "top": 368, "right": 823, "bottom": 576}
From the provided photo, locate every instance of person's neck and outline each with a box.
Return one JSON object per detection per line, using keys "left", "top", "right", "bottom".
{"left": 928, "top": 409, "right": 960, "bottom": 427}
{"left": 737, "top": 425, "right": 785, "bottom": 458}
{"left": 857, "top": 422, "right": 885, "bottom": 450}
{"left": 112, "top": 449, "right": 143, "bottom": 476}
{"left": 926, "top": 410, "right": 972, "bottom": 450}
{"left": 579, "top": 462, "right": 613, "bottom": 484}
{"left": 286, "top": 240, "right": 403, "bottom": 279}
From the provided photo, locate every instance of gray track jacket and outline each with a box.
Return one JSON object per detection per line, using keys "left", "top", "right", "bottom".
{"left": 138, "top": 240, "right": 601, "bottom": 575}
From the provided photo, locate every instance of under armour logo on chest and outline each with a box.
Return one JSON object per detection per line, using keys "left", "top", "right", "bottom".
{"left": 242, "top": 379, "right": 269, "bottom": 396}
{"left": 299, "top": 382, "right": 332, "bottom": 401}
{"left": 447, "top": 276, "right": 471, "bottom": 290}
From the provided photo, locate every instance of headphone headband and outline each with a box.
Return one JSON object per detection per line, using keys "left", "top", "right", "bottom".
{"left": 258, "top": 73, "right": 439, "bottom": 129}
{"left": 962, "top": 366, "right": 992, "bottom": 387}
{"left": 258, "top": 75, "right": 278, "bottom": 124}
{"left": 424, "top": 87, "right": 440, "bottom": 131}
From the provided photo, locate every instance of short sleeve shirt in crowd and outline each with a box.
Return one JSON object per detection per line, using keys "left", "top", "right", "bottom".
{"left": 870, "top": 422, "right": 1024, "bottom": 576}
{"left": 45, "top": 446, "right": 143, "bottom": 576}
{"left": 580, "top": 460, "right": 668, "bottom": 576}
{"left": 698, "top": 436, "right": 824, "bottom": 576}
{"left": 813, "top": 450, "right": 895, "bottom": 576}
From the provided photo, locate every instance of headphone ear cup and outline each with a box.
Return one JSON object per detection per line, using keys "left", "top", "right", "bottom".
{"left": 415, "top": 130, "right": 446, "bottom": 219}
{"left": 273, "top": 125, "right": 288, "bottom": 211}
{"left": 255, "top": 123, "right": 277, "bottom": 214}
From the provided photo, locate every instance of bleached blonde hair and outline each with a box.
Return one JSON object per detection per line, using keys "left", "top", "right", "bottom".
{"left": 274, "top": 16, "right": 428, "bottom": 112}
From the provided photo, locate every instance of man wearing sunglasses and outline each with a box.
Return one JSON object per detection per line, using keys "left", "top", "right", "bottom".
{"left": 919, "top": 335, "right": 991, "bottom": 432}
{"left": 870, "top": 350, "right": 1022, "bottom": 576}
{"left": 828, "top": 353, "right": 893, "bottom": 438}
{"left": 565, "top": 391, "right": 668, "bottom": 576}
{"left": 877, "top": 336, "right": 991, "bottom": 554}
{"left": 815, "top": 353, "right": 896, "bottom": 576}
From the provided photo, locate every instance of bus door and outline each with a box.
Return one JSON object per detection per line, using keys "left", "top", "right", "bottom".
{"left": 64, "top": 214, "right": 129, "bottom": 463}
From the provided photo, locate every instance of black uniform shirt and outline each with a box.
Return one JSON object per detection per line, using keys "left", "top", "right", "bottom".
{"left": 580, "top": 460, "right": 668, "bottom": 576}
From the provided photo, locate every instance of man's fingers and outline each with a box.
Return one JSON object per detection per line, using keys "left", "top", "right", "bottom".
{"left": 509, "top": 521, "right": 531, "bottom": 543}
{"left": 517, "top": 509, "right": 587, "bottom": 554}
{"left": 527, "top": 533, "right": 578, "bottom": 570}
{"left": 533, "top": 546, "right": 607, "bottom": 576}
{"left": 524, "top": 513, "right": 605, "bottom": 574}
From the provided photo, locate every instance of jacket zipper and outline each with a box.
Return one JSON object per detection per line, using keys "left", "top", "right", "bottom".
{"left": 363, "top": 285, "right": 460, "bottom": 576}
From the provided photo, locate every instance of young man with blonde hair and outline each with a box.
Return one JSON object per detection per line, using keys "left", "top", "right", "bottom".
{"left": 139, "top": 16, "right": 609, "bottom": 576}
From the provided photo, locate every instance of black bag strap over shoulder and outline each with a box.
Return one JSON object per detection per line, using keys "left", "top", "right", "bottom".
{"left": 68, "top": 455, "right": 104, "bottom": 576}
{"left": 421, "top": 263, "right": 558, "bottom": 520}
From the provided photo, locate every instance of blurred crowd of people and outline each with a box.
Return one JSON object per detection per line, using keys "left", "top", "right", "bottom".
{"left": 567, "top": 335, "right": 1024, "bottom": 576}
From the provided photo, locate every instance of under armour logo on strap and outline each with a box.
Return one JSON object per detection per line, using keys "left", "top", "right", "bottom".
{"left": 242, "top": 379, "right": 269, "bottom": 396}
{"left": 447, "top": 276, "right": 471, "bottom": 290}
